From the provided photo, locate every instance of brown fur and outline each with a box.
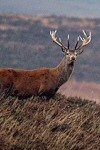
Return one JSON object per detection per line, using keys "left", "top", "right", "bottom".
{"left": 0, "top": 57, "right": 74, "bottom": 99}
{"left": 0, "top": 67, "right": 60, "bottom": 99}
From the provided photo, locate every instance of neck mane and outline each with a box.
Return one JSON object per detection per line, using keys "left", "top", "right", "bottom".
{"left": 55, "top": 57, "right": 75, "bottom": 88}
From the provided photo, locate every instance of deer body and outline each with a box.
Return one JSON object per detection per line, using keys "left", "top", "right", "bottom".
{"left": 0, "top": 58, "right": 74, "bottom": 98}
{"left": 0, "top": 30, "right": 91, "bottom": 99}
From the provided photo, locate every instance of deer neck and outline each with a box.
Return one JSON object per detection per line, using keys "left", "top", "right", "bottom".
{"left": 55, "top": 57, "right": 75, "bottom": 87}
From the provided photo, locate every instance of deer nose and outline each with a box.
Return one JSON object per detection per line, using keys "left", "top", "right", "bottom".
{"left": 71, "top": 56, "right": 75, "bottom": 61}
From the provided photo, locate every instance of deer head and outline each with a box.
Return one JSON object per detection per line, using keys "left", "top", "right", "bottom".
{"left": 50, "top": 30, "right": 91, "bottom": 63}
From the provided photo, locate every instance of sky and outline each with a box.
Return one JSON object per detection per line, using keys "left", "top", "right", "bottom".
{"left": 0, "top": 0, "right": 100, "bottom": 18}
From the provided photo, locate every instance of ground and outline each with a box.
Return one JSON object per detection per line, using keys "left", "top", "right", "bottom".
{"left": 0, "top": 93, "right": 100, "bottom": 150}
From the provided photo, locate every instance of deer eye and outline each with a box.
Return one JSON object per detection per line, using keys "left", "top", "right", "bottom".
{"left": 75, "top": 52, "right": 78, "bottom": 56}
{"left": 66, "top": 52, "right": 69, "bottom": 55}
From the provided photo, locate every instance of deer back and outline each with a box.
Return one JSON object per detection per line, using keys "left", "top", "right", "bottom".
{"left": 0, "top": 67, "right": 58, "bottom": 98}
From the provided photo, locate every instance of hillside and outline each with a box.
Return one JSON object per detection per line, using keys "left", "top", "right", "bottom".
{"left": 0, "top": 94, "right": 100, "bottom": 150}
{"left": 0, "top": 13, "right": 100, "bottom": 83}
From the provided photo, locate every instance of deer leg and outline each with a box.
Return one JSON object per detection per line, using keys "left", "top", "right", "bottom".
{"left": 38, "top": 84, "right": 46, "bottom": 96}
{"left": 38, "top": 83, "right": 57, "bottom": 99}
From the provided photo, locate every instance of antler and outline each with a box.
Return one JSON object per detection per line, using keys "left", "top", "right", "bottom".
{"left": 50, "top": 30, "right": 69, "bottom": 52}
{"left": 75, "top": 30, "right": 91, "bottom": 54}
{"left": 50, "top": 30, "right": 91, "bottom": 54}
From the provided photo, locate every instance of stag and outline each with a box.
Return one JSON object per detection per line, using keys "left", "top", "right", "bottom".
{"left": 0, "top": 30, "right": 91, "bottom": 99}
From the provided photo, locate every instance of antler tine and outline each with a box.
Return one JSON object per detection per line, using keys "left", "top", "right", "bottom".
{"left": 79, "top": 30, "right": 91, "bottom": 46}
{"left": 75, "top": 36, "right": 79, "bottom": 50}
{"left": 75, "top": 30, "right": 91, "bottom": 54}
{"left": 50, "top": 30, "right": 68, "bottom": 51}
{"left": 83, "top": 30, "right": 87, "bottom": 37}
{"left": 67, "top": 34, "right": 70, "bottom": 49}
{"left": 58, "top": 37, "right": 66, "bottom": 52}
{"left": 50, "top": 30, "right": 62, "bottom": 47}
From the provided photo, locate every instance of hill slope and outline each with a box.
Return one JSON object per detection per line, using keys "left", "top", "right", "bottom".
{"left": 0, "top": 94, "right": 100, "bottom": 150}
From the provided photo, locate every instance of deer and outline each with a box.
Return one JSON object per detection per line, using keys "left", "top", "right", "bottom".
{"left": 0, "top": 30, "right": 91, "bottom": 99}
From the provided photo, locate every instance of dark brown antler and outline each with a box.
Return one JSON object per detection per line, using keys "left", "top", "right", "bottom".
{"left": 75, "top": 36, "right": 80, "bottom": 50}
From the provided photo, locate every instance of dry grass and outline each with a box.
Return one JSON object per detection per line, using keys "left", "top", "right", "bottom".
{"left": 0, "top": 93, "right": 100, "bottom": 150}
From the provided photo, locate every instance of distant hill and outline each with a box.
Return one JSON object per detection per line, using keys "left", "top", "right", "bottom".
{"left": 0, "top": 13, "right": 100, "bottom": 83}
{"left": 59, "top": 80, "right": 100, "bottom": 103}
{"left": 0, "top": 94, "right": 100, "bottom": 150}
